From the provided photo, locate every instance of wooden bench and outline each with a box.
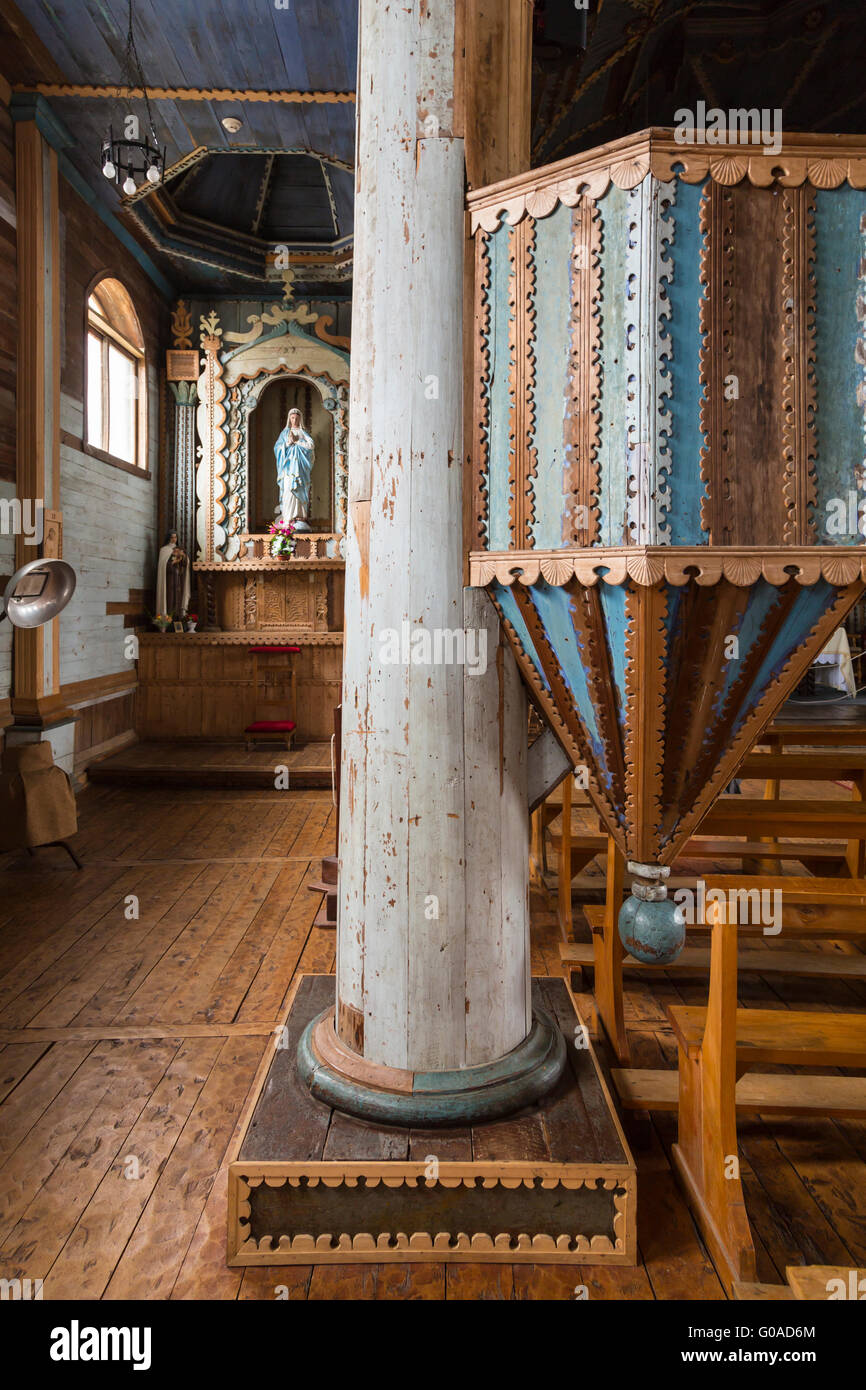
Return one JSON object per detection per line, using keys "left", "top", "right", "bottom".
{"left": 664, "top": 881, "right": 866, "bottom": 1293}
{"left": 566, "top": 867, "right": 866, "bottom": 1066}
{"left": 733, "top": 1264, "right": 866, "bottom": 1300}
{"left": 763, "top": 722, "right": 866, "bottom": 749}
{"left": 550, "top": 774, "right": 865, "bottom": 936}
{"left": 738, "top": 749, "right": 866, "bottom": 875}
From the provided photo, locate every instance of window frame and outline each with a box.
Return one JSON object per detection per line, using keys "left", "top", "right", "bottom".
{"left": 83, "top": 274, "right": 150, "bottom": 479}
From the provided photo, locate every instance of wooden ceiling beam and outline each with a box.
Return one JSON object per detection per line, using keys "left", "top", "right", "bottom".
{"left": 13, "top": 83, "right": 355, "bottom": 104}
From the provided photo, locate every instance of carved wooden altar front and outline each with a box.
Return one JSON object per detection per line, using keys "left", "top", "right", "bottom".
{"left": 142, "top": 301, "right": 350, "bottom": 746}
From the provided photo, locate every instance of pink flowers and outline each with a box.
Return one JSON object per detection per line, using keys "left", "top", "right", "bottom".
{"left": 268, "top": 519, "right": 298, "bottom": 557}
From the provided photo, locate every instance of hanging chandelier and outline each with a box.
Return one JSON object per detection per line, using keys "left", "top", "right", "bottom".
{"left": 100, "top": 0, "right": 165, "bottom": 197}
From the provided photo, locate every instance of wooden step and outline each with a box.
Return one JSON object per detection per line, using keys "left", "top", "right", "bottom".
{"left": 560, "top": 940, "right": 866, "bottom": 980}
{"left": 612, "top": 1068, "right": 866, "bottom": 1117}
{"left": 668, "top": 1004, "right": 866, "bottom": 1068}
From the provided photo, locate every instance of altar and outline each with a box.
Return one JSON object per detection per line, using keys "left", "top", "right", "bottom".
{"left": 136, "top": 298, "right": 348, "bottom": 745}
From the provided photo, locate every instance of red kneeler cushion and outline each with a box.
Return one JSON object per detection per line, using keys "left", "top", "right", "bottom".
{"left": 245, "top": 720, "right": 297, "bottom": 733}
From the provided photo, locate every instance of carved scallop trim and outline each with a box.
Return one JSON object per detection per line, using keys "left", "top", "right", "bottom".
{"left": 507, "top": 224, "right": 520, "bottom": 547}
{"left": 468, "top": 547, "right": 866, "bottom": 589}
{"left": 562, "top": 200, "right": 602, "bottom": 545}
{"left": 525, "top": 219, "right": 538, "bottom": 544}
{"left": 506, "top": 220, "right": 538, "bottom": 547}
{"left": 469, "top": 152, "right": 866, "bottom": 235}
{"left": 474, "top": 230, "right": 492, "bottom": 548}
{"left": 698, "top": 182, "right": 735, "bottom": 541}
{"left": 781, "top": 187, "right": 818, "bottom": 544}
{"left": 234, "top": 1171, "right": 630, "bottom": 1258}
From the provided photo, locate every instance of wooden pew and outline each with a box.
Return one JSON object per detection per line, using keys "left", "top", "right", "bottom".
{"left": 738, "top": 749, "right": 866, "bottom": 876}
{"left": 563, "top": 866, "right": 866, "bottom": 1066}
{"left": 550, "top": 761, "right": 866, "bottom": 937}
{"left": 763, "top": 721, "right": 866, "bottom": 749}
{"left": 733, "top": 1264, "right": 866, "bottom": 1301}
{"left": 665, "top": 880, "right": 866, "bottom": 1294}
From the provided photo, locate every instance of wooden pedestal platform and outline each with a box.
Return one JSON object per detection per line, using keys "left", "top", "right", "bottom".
{"left": 227, "top": 976, "right": 635, "bottom": 1266}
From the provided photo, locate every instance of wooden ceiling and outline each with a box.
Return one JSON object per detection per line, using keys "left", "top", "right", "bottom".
{"left": 8, "top": 1, "right": 858, "bottom": 298}
{"left": 0, "top": 0, "right": 358, "bottom": 296}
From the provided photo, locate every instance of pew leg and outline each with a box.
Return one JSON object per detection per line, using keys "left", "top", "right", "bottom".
{"left": 556, "top": 777, "right": 573, "bottom": 939}
{"left": 592, "top": 840, "right": 629, "bottom": 1064}
{"left": 530, "top": 809, "right": 544, "bottom": 888}
{"left": 845, "top": 776, "right": 864, "bottom": 877}
{"left": 672, "top": 1047, "right": 757, "bottom": 1295}
{"left": 754, "top": 775, "right": 780, "bottom": 875}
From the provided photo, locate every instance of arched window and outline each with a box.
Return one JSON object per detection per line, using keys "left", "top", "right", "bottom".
{"left": 85, "top": 277, "right": 147, "bottom": 470}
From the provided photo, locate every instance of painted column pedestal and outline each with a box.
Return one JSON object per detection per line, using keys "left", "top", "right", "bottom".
{"left": 297, "top": 1003, "right": 566, "bottom": 1129}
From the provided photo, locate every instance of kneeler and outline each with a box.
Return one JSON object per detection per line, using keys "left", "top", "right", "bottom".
{"left": 245, "top": 645, "right": 300, "bottom": 750}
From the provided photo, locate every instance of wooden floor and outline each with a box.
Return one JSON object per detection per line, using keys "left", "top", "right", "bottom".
{"left": 0, "top": 782, "right": 864, "bottom": 1300}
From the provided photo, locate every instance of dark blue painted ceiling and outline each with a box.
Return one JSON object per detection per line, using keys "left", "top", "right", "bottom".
{"left": 8, "top": 0, "right": 359, "bottom": 296}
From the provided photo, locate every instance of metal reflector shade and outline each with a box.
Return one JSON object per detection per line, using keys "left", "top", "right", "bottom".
{"left": 1, "top": 559, "right": 76, "bottom": 628}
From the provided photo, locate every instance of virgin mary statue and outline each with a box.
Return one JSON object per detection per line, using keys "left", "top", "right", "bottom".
{"left": 275, "top": 407, "right": 315, "bottom": 530}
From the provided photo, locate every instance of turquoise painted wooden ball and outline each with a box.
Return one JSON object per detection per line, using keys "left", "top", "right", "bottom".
{"left": 618, "top": 896, "right": 686, "bottom": 966}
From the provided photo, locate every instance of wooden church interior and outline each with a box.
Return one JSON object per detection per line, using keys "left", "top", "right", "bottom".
{"left": 0, "top": 0, "right": 865, "bottom": 1304}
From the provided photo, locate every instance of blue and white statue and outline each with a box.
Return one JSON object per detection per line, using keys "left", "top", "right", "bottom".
{"left": 275, "top": 407, "right": 315, "bottom": 532}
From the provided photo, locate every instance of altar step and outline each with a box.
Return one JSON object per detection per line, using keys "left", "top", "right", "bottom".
{"left": 88, "top": 739, "right": 334, "bottom": 790}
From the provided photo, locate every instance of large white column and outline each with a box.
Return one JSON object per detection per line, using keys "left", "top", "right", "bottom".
{"left": 334, "top": 0, "right": 533, "bottom": 1083}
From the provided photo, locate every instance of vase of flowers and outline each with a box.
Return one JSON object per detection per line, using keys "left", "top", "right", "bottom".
{"left": 186, "top": 612, "right": 198, "bottom": 632}
{"left": 268, "top": 519, "right": 297, "bottom": 559}
{"left": 153, "top": 613, "right": 171, "bottom": 632}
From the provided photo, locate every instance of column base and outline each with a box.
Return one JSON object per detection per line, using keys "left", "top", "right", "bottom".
{"left": 297, "top": 1003, "right": 566, "bottom": 1128}
{"left": 228, "top": 977, "right": 636, "bottom": 1266}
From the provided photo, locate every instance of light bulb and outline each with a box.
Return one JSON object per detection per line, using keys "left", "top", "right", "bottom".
{"left": 123, "top": 175, "right": 137, "bottom": 196}
{"left": 146, "top": 164, "right": 160, "bottom": 184}
{"left": 102, "top": 160, "right": 115, "bottom": 179}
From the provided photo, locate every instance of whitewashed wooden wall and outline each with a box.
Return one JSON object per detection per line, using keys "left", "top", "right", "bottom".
{"left": 59, "top": 380, "right": 158, "bottom": 686}
{"left": 0, "top": 479, "right": 16, "bottom": 699}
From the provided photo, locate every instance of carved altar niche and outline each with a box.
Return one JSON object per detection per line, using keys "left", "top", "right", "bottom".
{"left": 195, "top": 304, "right": 350, "bottom": 562}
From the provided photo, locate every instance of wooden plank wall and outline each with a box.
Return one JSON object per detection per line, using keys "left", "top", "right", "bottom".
{"left": 57, "top": 178, "right": 170, "bottom": 763}
{"left": 72, "top": 687, "right": 137, "bottom": 772}
{"left": 0, "top": 96, "right": 16, "bottom": 485}
{"left": 137, "top": 642, "right": 342, "bottom": 743}
{"left": 0, "top": 92, "right": 16, "bottom": 738}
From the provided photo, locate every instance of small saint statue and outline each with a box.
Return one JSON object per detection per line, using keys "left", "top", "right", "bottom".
{"left": 155, "top": 529, "right": 191, "bottom": 618}
{"left": 275, "top": 407, "right": 314, "bottom": 532}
